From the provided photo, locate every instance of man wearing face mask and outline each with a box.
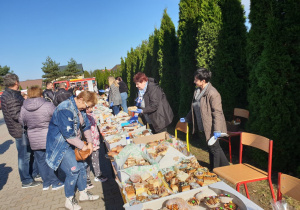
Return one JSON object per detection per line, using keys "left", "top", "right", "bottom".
{"left": 132, "top": 72, "right": 173, "bottom": 134}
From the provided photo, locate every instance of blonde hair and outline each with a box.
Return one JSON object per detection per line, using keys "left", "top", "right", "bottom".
{"left": 27, "top": 86, "right": 43, "bottom": 98}
{"left": 108, "top": 76, "right": 119, "bottom": 87}
{"left": 77, "top": 91, "right": 98, "bottom": 107}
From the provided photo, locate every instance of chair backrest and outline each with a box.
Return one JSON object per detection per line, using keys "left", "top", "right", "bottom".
{"left": 278, "top": 173, "right": 300, "bottom": 201}
{"left": 240, "top": 132, "right": 270, "bottom": 153}
{"left": 239, "top": 132, "right": 273, "bottom": 175}
{"left": 175, "top": 121, "right": 188, "bottom": 133}
{"left": 234, "top": 108, "right": 249, "bottom": 119}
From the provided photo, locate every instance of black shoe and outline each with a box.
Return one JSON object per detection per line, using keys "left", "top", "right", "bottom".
{"left": 22, "top": 180, "right": 42, "bottom": 188}
{"left": 94, "top": 175, "right": 108, "bottom": 182}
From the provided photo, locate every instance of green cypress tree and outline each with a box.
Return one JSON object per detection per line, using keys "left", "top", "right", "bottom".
{"left": 248, "top": 0, "right": 300, "bottom": 175}
{"left": 247, "top": 0, "right": 272, "bottom": 131}
{"left": 211, "top": 0, "right": 247, "bottom": 118}
{"left": 178, "top": 0, "right": 202, "bottom": 116}
{"left": 41, "top": 56, "right": 60, "bottom": 82}
{"left": 195, "top": 0, "right": 222, "bottom": 69}
{"left": 158, "top": 9, "right": 180, "bottom": 117}
{"left": 150, "top": 28, "right": 160, "bottom": 82}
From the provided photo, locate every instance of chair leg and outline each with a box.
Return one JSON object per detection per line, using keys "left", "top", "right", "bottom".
{"left": 268, "top": 178, "right": 276, "bottom": 202}
{"left": 236, "top": 183, "right": 241, "bottom": 192}
{"left": 244, "top": 183, "right": 250, "bottom": 199}
{"left": 229, "top": 137, "right": 232, "bottom": 163}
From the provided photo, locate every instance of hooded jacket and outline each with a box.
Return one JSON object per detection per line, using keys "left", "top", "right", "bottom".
{"left": 19, "top": 97, "right": 56, "bottom": 150}
{"left": 140, "top": 78, "right": 174, "bottom": 132}
{"left": 1, "top": 88, "right": 24, "bottom": 138}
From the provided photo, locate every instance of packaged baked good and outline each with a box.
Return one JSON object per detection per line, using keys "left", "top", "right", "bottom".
{"left": 165, "top": 197, "right": 190, "bottom": 210}
{"left": 223, "top": 201, "right": 237, "bottom": 210}
{"left": 179, "top": 182, "right": 190, "bottom": 192}
{"left": 219, "top": 194, "right": 233, "bottom": 204}
{"left": 187, "top": 197, "right": 200, "bottom": 206}
{"left": 130, "top": 174, "right": 141, "bottom": 183}
{"left": 195, "top": 189, "right": 217, "bottom": 201}
{"left": 204, "top": 196, "right": 220, "bottom": 208}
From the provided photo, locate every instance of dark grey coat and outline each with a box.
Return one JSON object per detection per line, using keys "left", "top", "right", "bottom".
{"left": 19, "top": 97, "right": 56, "bottom": 150}
{"left": 141, "top": 78, "right": 174, "bottom": 132}
{"left": 1, "top": 88, "right": 24, "bottom": 138}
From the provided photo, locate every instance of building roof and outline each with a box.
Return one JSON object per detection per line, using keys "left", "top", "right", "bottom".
{"left": 58, "top": 64, "right": 84, "bottom": 73}
{"left": 19, "top": 79, "right": 43, "bottom": 89}
{"left": 110, "top": 64, "right": 121, "bottom": 72}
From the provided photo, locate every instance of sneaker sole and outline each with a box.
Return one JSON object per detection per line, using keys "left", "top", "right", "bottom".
{"left": 79, "top": 197, "right": 100, "bottom": 202}
{"left": 22, "top": 183, "right": 42, "bottom": 189}
{"left": 52, "top": 185, "right": 64, "bottom": 191}
{"left": 94, "top": 178, "right": 108, "bottom": 182}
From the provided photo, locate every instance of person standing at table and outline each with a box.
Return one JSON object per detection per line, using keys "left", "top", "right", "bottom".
{"left": 133, "top": 72, "right": 173, "bottom": 134}
{"left": 181, "top": 68, "right": 229, "bottom": 171}
{"left": 107, "top": 76, "right": 122, "bottom": 115}
{"left": 46, "top": 91, "right": 100, "bottom": 210}
{"left": 116, "top": 77, "right": 128, "bottom": 113}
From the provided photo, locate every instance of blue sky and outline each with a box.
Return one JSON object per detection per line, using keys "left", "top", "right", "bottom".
{"left": 0, "top": 0, "right": 250, "bottom": 81}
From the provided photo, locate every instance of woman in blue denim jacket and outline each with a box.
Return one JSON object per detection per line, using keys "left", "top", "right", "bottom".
{"left": 46, "top": 91, "right": 103, "bottom": 210}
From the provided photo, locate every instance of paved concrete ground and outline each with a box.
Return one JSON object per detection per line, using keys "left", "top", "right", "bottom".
{"left": 0, "top": 111, "right": 124, "bottom": 210}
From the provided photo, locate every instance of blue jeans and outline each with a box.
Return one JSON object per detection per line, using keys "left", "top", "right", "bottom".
{"left": 34, "top": 150, "right": 61, "bottom": 188}
{"left": 112, "top": 105, "right": 120, "bottom": 115}
{"left": 120, "top": 92, "right": 128, "bottom": 113}
{"left": 15, "top": 137, "right": 33, "bottom": 185}
{"left": 59, "top": 147, "right": 87, "bottom": 197}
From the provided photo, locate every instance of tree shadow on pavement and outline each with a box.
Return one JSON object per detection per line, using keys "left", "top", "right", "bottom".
{"left": 0, "top": 163, "right": 13, "bottom": 190}
{"left": 99, "top": 134, "right": 124, "bottom": 210}
{"left": 0, "top": 139, "right": 14, "bottom": 155}
{"left": 0, "top": 117, "right": 5, "bottom": 126}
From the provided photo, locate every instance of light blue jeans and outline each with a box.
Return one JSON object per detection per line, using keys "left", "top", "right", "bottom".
{"left": 59, "top": 146, "right": 87, "bottom": 197}
{"left": 120, "top": 92, "right": 128, "bottom": 113}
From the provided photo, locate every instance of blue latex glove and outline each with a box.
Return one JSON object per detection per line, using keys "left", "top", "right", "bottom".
{"left": 99, "top": 89, "right": 105, "bottom": 93}
{"left": 180, "top": 118, "right": 185, "bottom": 123}
{"left": 132, "top": 109, "right": 143, "bottom": 113}
{"left": 129, "top": 116, "right": 138, "bottom": 124}
{"left": 106, "top": 98, "right": 109, "bottom": 102}
{"left": 214, "top": 131, "right": 221, "bottom": 139}
{"left": 110, "top": 102, "right": 114, "bottom": 107}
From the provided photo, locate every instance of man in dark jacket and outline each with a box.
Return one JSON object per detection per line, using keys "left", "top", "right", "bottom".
{"left": 53, "top": 83, "right": 72, "bottom": 106}
{"left": 42, "top": 82, "right": 54, "bottom": 102}
{"left": 133, "top": 72, "right": 173, "bottom": 134}
{"left": 1, "top": 73, "right": 42, "bottom": 188}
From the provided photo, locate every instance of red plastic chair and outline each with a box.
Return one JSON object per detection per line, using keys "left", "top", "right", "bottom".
{"left": 220, "top": 108, "right": 249, "bottom": 163}
{"left": 214, "top": 132, "right": 276, "bottom": 202}
{"left": 277, "top": 172, "right": 300, "bottom": 201}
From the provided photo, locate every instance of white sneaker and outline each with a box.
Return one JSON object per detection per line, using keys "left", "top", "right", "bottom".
{"left": 65, "top": 196, "right": 81, "bottom": 210}
{"left": 43, "top": 186, "right": 50, "bottom": 191}
{"left": 79, "top": 190, "right": 100, "bottom": 201}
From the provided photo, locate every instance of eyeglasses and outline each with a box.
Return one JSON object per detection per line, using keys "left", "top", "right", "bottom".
{"left": 84, "top": 101, "right": 89, "bottom": 108}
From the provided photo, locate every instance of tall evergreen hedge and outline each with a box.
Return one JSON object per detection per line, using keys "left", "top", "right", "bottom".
{"left": 211, "top": 0, "right": 247, "bottom": 119}
{"left": 158, "top": 9, "right": 180, "bottom": 117}
{"left": 247, "top": 0, "right": 300, "bottom": 176}
{"left": 178, "top": 0, "right": 202, "bottom": 116}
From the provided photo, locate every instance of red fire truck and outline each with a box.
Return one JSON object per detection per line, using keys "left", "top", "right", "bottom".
{"left": 53, "top": 77, "right": 97, "bottom": 91}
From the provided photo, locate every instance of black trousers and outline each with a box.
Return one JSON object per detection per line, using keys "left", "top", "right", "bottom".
{"left": 208, "top": 139, "right": 229, "bottom": 171}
